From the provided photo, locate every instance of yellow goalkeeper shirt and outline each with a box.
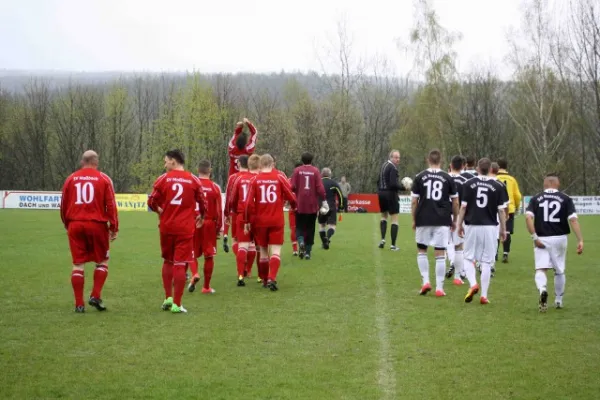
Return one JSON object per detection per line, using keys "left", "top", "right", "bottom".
{"left": 496, "top": 169, "right": 522, "bottom": 214}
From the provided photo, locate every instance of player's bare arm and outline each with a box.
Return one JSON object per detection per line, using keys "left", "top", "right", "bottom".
{"left": 498, "top": 208, "right": 508, "bottom": 242}
{"left": 456, "top": 206, "right": 467, "bottom": 237}
{"left": 525, "top": 213, "right": 546, "bottom": 249}
{"left": 569, "top": 217, "right": 584, "bottom": 254}
{"left": 451, "top": 197, "right": 459, "bottom": 232}
{"left": 411, "top": 196, "right": 418, "bottom": 230}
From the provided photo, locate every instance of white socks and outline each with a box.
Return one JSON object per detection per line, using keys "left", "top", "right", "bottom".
{"left": 480, "top": 262, "right": 492, "bottom": 298}
{"left": 535, "top": 270, "right": 548, "bottom": 293}
{"left": 555, "top": 273, "right": 565, "bottom": 299}
{"left": 446, "top": 245, "right": 455, "bottom": 267}
{"left": 454, "top": 250, "right": 464, "bottom": 279}
{"left": 463, "top": 259, "right": 477, "bottom": 288}
{"left": 435, "top": 256, "right": 446, "bottom": 291}
{"left": 417, "top": 253, "right": 429, "bottom": 285}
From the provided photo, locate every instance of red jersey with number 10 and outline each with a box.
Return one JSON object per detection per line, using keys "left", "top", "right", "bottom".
{"left": 147, "top": 170, "right": 206, "bottom": 236}
{"left": 60, "top": 167, "right": 119, "bottom": 231}
{"left": 244, "top": 170, "right": 296, "bottom": 228}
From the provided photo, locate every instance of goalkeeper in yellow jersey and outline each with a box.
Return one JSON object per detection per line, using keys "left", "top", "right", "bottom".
{"left": 496, "top": 158, "right": 522, "bottom": 263}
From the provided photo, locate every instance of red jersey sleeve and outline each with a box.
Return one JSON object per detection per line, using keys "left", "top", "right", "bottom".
{"left": 228, "top": 124, "right": 244, "bottom": 151}
{"left": 214, "top": 182, "right": 223, "bottom": 232}
{"left": 225, "top": 174, "right": 238, "bottom": 217}
{"left": 101, "top": 173, "right": 119, "bottom": 232}
{"left": 60, "top": 175, "right": 72, "bottom": 228}
{"left": 245, "top": 122, "right": 257, "bottom": 153}
{"left": 279, "top": 175, "right": 297, "bottom": 210}
{"left": 193, "top": 176, "right": 207, "bottom": 217}
{"left": 147, "top": 174, "right": 166, "bottom": 213}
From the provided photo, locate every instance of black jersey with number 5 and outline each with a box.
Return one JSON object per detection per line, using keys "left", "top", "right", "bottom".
{"left": 525, "top": 189, "right": 577, "bottom": 236}
{"left": 462, "top": 176, "right": 507, "bottom": 226}
{"left": 411, "top": 169, "right": 458, "bottom": 227}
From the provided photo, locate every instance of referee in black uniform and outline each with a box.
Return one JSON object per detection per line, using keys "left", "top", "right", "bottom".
{"left": 377, "top": 150, "right": 403, "bottom": 251}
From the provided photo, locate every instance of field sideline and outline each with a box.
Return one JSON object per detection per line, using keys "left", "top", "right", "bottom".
{"left": 1, "top": 210, "right": 599, "bottom": 400}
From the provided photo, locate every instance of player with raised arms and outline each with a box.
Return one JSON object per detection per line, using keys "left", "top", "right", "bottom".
{"left": 411, "top": 149, "right": 459, "bottom": 297}
{"left": 147, "top": 149, "right": 206, "bottom": 313}
{"left": 60, "top": 150, "right": 119, "bottom": 313}
{"left": 188, "top": 160, "right": 222, "bottom": 294}
{"left": 525, "top": 173, "right": 584, "bottom": 312}
{"left": 243, "top": 154, "right": 297, "bottom": 291}
{"left": 456, "top": 158, "right": 507, "bottom": 305}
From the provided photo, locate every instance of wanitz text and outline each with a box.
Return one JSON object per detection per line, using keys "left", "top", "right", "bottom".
{"left": 469, "top": 181, "right": 497, "bottom": 191}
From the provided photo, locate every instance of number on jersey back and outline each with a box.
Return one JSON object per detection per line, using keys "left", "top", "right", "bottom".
{"left": 411, "top": 169, "right": 458, "bottom": 227}
{"left": 526, "top": 190, "right": 577, "bottom": 236}
{"left": 461, "top": 177, "right": 507, "bottom": 226}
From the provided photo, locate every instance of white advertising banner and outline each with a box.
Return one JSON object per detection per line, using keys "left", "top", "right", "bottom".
{"left": 2, "top": 191, "right": 62, "bottom": 209}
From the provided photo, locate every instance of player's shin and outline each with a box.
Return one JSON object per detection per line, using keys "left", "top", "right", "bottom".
{"left": 446, "top": 245, "right": 455, "bottom": 267}
{"left": 71, "top": 267, "right": 85, "bottom": 307}
{"left": 454, "top": 250, "right": 464, "bottom": 279}
{"left": 480, "top": 262, "right": 492, "bottom": 298}
{"left": 535, "top": 270, "right": 548, "bottom": 293}
{"left": 390, "top": 223, "right": 398, "bottom": 246}
{"left": 236, "top": 247, "right": 248, "bottom": 278}
{"left": 555, "top": 273, "right": 565, "bottom": 302}
{"left": 91, "top": 264, "right": 108, "bottom": 299}
{"left": 162, "top": 261, "right": 174, "bottom": 298}
{"left": 189, "top": 259, "right": 199, "bottom": 277}
{"left": 268, "top": 252, "right": 282, "bottom": 281}
{"left": 319, "top": 228, "right": 327, "bottom": 244}
{"left": 258, "top": 255, "right": 269, "bottom": 282}
{"left": 435, "top": 254, "right": 446, "bottom": 291}
{"left": 173, "top": 264, "right": 187, "bottom": 306}
{"left": 463, "top": 259, "right": 478, "bottom": 287}
{"left": 327, "top": 227, "right": 335, "bottom": 239}
{"left": 417, "top": 252, "right": 430, "bottom": 285}
{"left": 246, "top": 243, "right": 257, "bottom": 275}
{"left": 203, "top": 257, "right": 214, "bottom": 290}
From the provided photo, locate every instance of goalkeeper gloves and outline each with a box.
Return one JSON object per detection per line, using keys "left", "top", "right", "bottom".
{"left": 319, "top": 201, "right": 330, "bottom": 215}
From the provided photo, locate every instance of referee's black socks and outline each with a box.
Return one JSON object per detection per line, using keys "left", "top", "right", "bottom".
{"left": 380, "top": 220, "right": 387, "bottom": 240}
{"left": 327, "top": 228, "right": 335, "bottom": 239}
{"left": 391, "top": 223, "right": 398, "bottom": 246}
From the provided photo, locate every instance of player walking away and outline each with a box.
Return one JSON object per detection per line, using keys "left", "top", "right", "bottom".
{"left": 291, "top": 152, "right": 327, "bottom": 260}
{"left": 489, "top": 162, "right": 510, "bottom": 276}
{"left": 496, "top": 158, "right": 522, "bottom": 264}
{"left": 525, "top": 173, "right": 584, "bottom": 312}
{"left": 377, "top": 150, "right": 404, "bottom": 251}
{"left": 188, "top": 160, "right": 222, "bottom": 294}
{"left": 445, "top": 155, "right": 468, "bottom": 285}
{"left": 228, "top": 117, "right": 257, "bottom": 177}
{"left": 60, "top": 150, "right": 119, "bottom": 313}
{"left": 289, "top": 162, "right": 303, "bottom": 256}
{"left": 456, "top": 158, "right": 507, "bottom": 305}
{"left": 147, "top": 149, "right": 206, "bottom": 314}
{"left": 339, "top": 176, "right": 351, "bottom": 213}
{"left": 243, "top": 154, "right": 297, "bottom": 291}
{"left": 411, "top": 150, "right": 459, "bottom": 297}
{"left": 319, "top": 168, "right": 344, "bottom": 250}
{"left": 229, "top": 154, "right": 261, "bottom": 286}
{"left": 223, "top": 155, "right": 243, "bottom": 255}
{"left": 461, "top": 156, "right": 477, "bottom": 179}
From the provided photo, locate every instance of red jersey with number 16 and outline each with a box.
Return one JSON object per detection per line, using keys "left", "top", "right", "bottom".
{"left": 244, "top": 170, "right": 296, "bottom": 228}
{"left": 148, "top": 170, "right": 206, "bottom": 236}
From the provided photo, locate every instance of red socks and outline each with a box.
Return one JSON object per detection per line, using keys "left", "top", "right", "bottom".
{"left": 162, "top": 261, "right": 174, "bottom": 299}
{"left": 292, "top": 241, "right": 298, "bottom": 252}
{"left": 258, "top": 257, "right": 269, "bottom": 282}
{"left": 71, "top": 269, "right": 85, "bottom": 307}
{"left": 203, "top": 257, "right": 214, "bottom": 289}
{"left": 232, "top": 242, "right": 238, "bottom": 256}
{"left": 91, "top": 264, "right": 108, "bottom": 299}
{"left": 236, "top": 248, "right": 248, "bottom": 277}
{"left": 247, "top": 248, "right": 257, "bottom": 275}
{"left": 268, "top": 255, "right": 281, "bottom": 281}
{"left": 173, "top": 264, "right": 186, "bottom": 306}
{"left": 189, "top": 259, "right": 199, "bottom": 277}
{"left": 224, "top": 222, "right": 230, "bottom": 236}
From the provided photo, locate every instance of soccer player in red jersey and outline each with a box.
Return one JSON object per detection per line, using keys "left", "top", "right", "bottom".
{"left": 223, "top": 157, "right": 244, "bottom": 255}
{"left": 289, "top": 162, "right": 303, "bottom": 255}
{"left": 229, "top": 154, "right": 260, "bottom": 285}
{"left": 60, "top": 150, "right": 119, "bottom": 313}
{"left": 188, "top": 160, "right": 222, "bottom": 294}
{"left": 147, "top": 149, "right": 206, "bottom": 314}
{"left": 243, "top": 154, "right": 297, "bottom": 291}
{"left": 228, "top": 117, "right": 257, "bottom": 177}
{"left": 290, "top": 152, "right": 327, "bottom": 260}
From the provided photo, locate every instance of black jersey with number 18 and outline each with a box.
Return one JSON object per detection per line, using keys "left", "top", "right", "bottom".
{"left": 525, "top": 189, "right": 577, "bottom": 236}
{"left": 411, "top": 169, "right": 458, "bottom": 227}
{"left": 462, "top": 176, "right": 507, "bottom": 226}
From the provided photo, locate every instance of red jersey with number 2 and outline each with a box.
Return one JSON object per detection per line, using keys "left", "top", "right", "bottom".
{"left": 244, "top": 170, "right": 296, "bottom": 228}
{"left": 147, "top": 170, "right": 206, "bottom": 236}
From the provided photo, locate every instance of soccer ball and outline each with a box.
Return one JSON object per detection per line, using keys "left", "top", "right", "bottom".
{"left": 401, "top": 177, "right": 413, "bottom": 191}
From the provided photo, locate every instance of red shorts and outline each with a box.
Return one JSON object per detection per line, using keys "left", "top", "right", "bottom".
{"left": 230, "top": 212, "right": 238, "bottom": 239}
{"left": 235, "top": 218, "right": 253, "bottom": 243}
{"left": 160, "top": 233, "right": 194, "bottom": 264}
{"left": 194, "top": 221, "right": 217, "bottom": 258}
{"left": 67, "top": 221, "right": 110, "bottom": 265}
{"left": 254, "top": 226, "right": 284, "bottom": 247}
{"left": 288, "top": 210, "right": 296, "bottom": 228}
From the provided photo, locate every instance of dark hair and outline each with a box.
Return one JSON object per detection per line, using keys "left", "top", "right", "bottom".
{"left": 238, "top": 155, "right": 249, "bottom": 169}
{"left": 545, "top": 172, "right": 559, "bottom": 178}
{"left": 236, "top": 133, "right": 248, "bottom": 150}
{"left": 198, "top": 159, "right": 211, "bottom": 174}
{"left": 301, "top": 152, "right": 313, "bottom": 165}
{"left": 491, "top": 162, "right": 500, "bottom": 175}
{"left": 465, "top": 155, "right": 476, "bottom": 167}
{"left": 478, "top": 157, "right": 492, "bottom": 175}
{"left": 497, "top": 158, "right": 508, "bottom": 169}
{"left": 428, "top": 149, "right": 442, "bottom": 165}
{"left": 165, "top": 149, "right": 185, "bottom": 165}
{"left": 451, "top": 155, "right": 464, "bottom": 171}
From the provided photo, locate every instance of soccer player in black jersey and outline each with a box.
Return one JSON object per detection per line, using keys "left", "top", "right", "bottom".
{"left": 525, "top": 173, "right": 584, "bottom": 312}
{"left": 456, "top": 158, "right": 507, "bottom": 305}
{"left": 461, "top": 155, "right": 477, "bottom": 179}
{"left": 445, "top": 155, "right": 468, "bottom": 285}
{"left": 318, "top": 168, "right": 344, "bottom": 249}
{"left": 411, "top": 149, "right": 459, "bottom": 297}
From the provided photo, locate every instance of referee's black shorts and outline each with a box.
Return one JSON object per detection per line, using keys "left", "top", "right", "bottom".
{"left": 506, "top": 213, "right": 515, "bottom": 234}
{"left": 378, "top": 190, "right": 399, "bottom": 214}
{"left": 318, "top": 210, "right": 337, "bottom": 225}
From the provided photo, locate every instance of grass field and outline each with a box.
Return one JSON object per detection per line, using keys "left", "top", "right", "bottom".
{"left": 1, "top": 210, "right": 599, "bottom": 400}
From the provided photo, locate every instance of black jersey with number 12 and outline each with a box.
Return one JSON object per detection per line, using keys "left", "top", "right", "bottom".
{"left": 462, "top": 176, "right": 507, "bottom": 226}
{"left": 411, "top": 169, "right": 458, "bottom": 227}
{"left": 525, "top": 189, "right": 577, "bottom": 236}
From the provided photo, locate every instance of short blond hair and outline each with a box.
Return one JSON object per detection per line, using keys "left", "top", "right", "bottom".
{"left": 259, "top": 154, "right": 274, "bottom": 168}
{"left": 248, "top": 154, "right": 260, "bottom": 171}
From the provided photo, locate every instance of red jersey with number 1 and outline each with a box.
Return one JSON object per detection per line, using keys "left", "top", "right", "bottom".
{"left": 228, "top": 122, "right": 257, "bottom": 176}
{"left": 244, "top": 170, "right": 296, "bottom": 228}
{"left": 229, "top": 171, "right": 256, "bottom": 215}
{"left": 291, "top": 165, "right": 326, "bottom": 214}
{"left": 147, "top": 170, "right": 206, "bottom": 236}
{"left": 60, "top": 167, "right": 119, "bottom": 232}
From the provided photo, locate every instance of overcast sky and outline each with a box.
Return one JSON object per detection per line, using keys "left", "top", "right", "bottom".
{"left": 0, "top": 0, "right": 562, "bottom": 80}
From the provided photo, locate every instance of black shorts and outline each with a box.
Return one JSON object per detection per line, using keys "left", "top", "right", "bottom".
{"left": 318, "top": 210, "right": 337, "bottom": 225}
{"left": 506, "top": 213, "right": 515, "bottom": 234}
{"left": 378, "top": 191, "right": 399, "bottom": 214}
